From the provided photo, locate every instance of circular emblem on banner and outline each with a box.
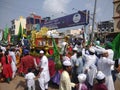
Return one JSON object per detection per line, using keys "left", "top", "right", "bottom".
{"left": 73, "top": 13, "right": 81, "bottom": 23}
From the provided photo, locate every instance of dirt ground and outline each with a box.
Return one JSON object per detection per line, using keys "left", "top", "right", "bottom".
{"left": 0, "top": 75, "right": 59, "bottom": 90}
{"left": 0, "top": 76, "right": 120, "bottom": 90}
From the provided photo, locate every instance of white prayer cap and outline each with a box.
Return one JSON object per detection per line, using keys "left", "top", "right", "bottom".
{"left": 89, "top": 47, "right": 95, "bottom": 53}
{"left": 73, "top": 47, "right": 78, "bottom": 51}
{"left": 62, "top": 42, "right": 68, "bottom": 46}
{"left": 77, "top": 73, "right": 87, "bottom": 83}
{"left": 95, "top": 41, "right": 100, "bottom": 45}
{"left": 96, "top": 71, "right": 105, "bottom": 80}
{"left": 63, "top": 60, "right": 72, "bottom": 66}
{"left": 40, "top": 50, "right": 44, "bottom": 54}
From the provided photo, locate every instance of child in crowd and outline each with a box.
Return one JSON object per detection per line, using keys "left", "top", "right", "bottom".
{"left": 25, "top": 68, "right": 39, "bottom": 90}
{"left": 77, "top": 73, "right": 88, "bottom": 90}
{"left": 93, "top": 71, "right": 108, "bottom": 90}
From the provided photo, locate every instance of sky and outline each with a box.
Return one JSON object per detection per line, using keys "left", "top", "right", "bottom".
{"left": 0, "top": 0, "right": 113, "bottom": 31}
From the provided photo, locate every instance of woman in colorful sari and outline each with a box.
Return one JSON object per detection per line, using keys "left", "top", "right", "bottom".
{"left": 1, "top": 50, "right": 13, "bottom": 83}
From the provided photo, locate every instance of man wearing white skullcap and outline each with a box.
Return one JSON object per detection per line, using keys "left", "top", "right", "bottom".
{"left": 77, "top": 73, "right": 88, "bottom": 90}
{"left": 70, "top": 46, "right": 78, "bottom": 84}
{"left": 62, "top": 56, "right": 70, "bottom": 62}
{"left": 89, "top": 47, "right": 95, "bottom": 53}
{"left": 73, "top": 47, "right": 78, "bottom": 51}
{"left": 97, "top": 50, "right": 115, "bottom": 90}
{"left": 60, "top": 41, "right": 68, "bottom": 55}
{"left": 105, "top": 42, "right": 115, "bottom": 82}
{"left": 82, "top": 47, "right": 97, "bottom": 88}
{"left": 39, "top": 50, "right": 44, "bottom": 54}
{"left": 105, "top": 42, "right": 114, "bottom": 60}
{"left": 63, "top": 60, "right": 71, "bottom": 66}
{"left": 38, "top": 50, "right": 50, "bottom": 90}
{"left": 93, "top": 44, "right": 105, "bottom": 58}
{"left": 59, "top": 60, "right": 76, "bottom": 90}
{"left": 96, "top": 71, "right": 105, "bottom": 80}
{"left": 93, "top": 71, "right": 107, "bottom": 90}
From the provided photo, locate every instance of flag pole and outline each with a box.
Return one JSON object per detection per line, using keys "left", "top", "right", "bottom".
{"left": 91, "top": 0, "right": 97, "bottom": 42}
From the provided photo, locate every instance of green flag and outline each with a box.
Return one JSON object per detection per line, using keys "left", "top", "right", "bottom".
{"left": 27, "top": 35, "right": 31, "bottom": 40}
{"left": 3, "top": 25, "right": 9, "bottom": 41}
{"left": 23, "top": 28, "right": 27, "bottom": 38}
{"left": 18, "top": 23, "right": 23, "bottom": 40}
{"left": 51, "top": 35, "right": 62, "bottom": 70}
{"left": 112, "top": 33, "right": 120, "bottom": 60}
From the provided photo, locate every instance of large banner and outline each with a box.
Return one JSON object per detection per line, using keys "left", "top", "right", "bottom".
{"left": 42, "top": 10, "right": 89, "bottom": 30}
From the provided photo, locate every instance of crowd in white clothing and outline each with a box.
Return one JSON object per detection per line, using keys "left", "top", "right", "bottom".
{"left": 0, "top": 39, "right": 119, "bottom": 90}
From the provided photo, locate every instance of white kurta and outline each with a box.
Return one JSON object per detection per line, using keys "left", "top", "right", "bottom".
{"left": 38, "top": 55, "right": 50, "bottom": 90}
{"left": 82, "top": 53, "right": 97, "bottom": 86}
{"left": 25, "top": 72, "right": 35, "bottom": 90}
{"left": 59, "top": 71, "right": 75, "bottom": 90}
{"left": 97, "top": 57, "right": 115, "bottom": 90}
{"left": 9, "top": 51, "right": 17, "bottom": 64}
{"left": 106, "top": 49, "right": 114, "bottom": 60}
{"left": 70, "top": 53, "right": 77, "bottom": 68}
{"left": 87, "top": 64, "right": 97, "bottom": 86}
{"left": 83, "top": 54, "right": 97, "bottom": 71}
{"left": 9, "top": 51, "right": 17, "bottom": 78}
{"left": 106, "top": 49, "right": 114, "bottom": 70}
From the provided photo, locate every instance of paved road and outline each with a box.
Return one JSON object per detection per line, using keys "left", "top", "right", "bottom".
{"left": 0, "top": 75, "right": 59, "bottom": 90}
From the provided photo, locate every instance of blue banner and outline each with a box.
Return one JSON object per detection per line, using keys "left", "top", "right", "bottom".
{"left": 42, "top": 10, "right": 89, "bottom": 30}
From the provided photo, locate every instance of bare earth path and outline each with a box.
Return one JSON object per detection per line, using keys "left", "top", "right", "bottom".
{"left": 0, "top": 75, "right": 59, "bottom": 90}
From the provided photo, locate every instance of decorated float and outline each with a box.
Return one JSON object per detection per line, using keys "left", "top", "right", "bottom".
{"left": 30, "top": 27, "right": 71, "bottom": 85}
{"left": 31, "top": 27, "right": 69, "bottom": 56}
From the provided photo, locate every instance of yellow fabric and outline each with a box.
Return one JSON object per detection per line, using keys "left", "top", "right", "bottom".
{"left": 59, "top": 71, "right": 75, "bottom": 90}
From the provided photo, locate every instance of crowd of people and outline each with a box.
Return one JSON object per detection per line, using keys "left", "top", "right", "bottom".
{"left": 0, "top": 38, "right": 120, "bottom": 90}
{"left": 59, "top": 39, "right": 120, "bottom": 90}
